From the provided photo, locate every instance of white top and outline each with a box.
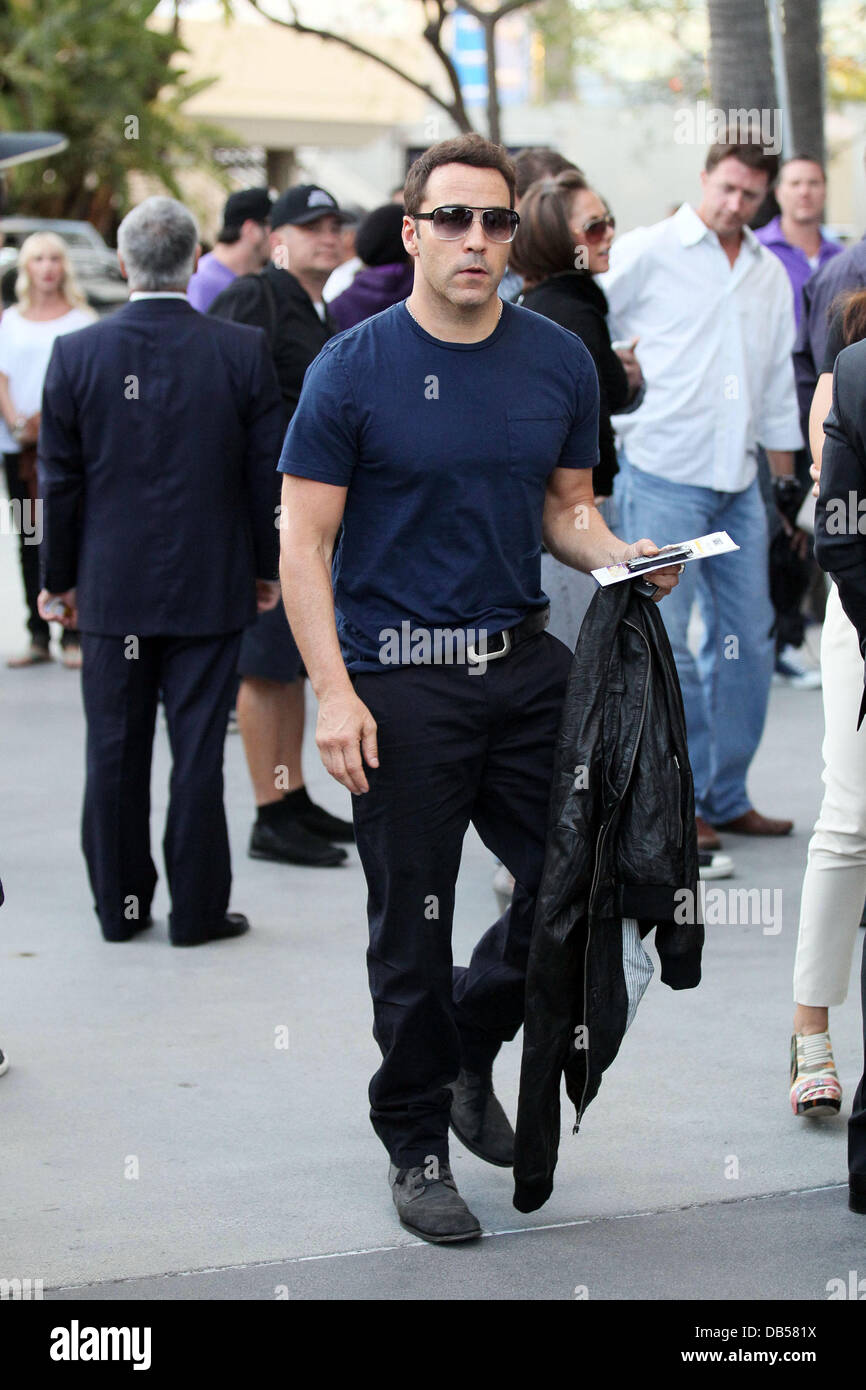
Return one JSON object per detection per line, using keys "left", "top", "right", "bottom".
{"left": 0, "top": 304, "right": 95, "bottom": 453}
{"left": 129, "top": 291, "right": 188, "bottom": 301}
{"left": 599, "top": 202, "right": 803, "bottom": 492}
{"left": 323, "top": 255, "right": 362, "bottom": 303}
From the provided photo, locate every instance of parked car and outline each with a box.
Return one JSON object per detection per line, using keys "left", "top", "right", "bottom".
{"left": 0, "top": 216, "right": 128, "bottom": 313}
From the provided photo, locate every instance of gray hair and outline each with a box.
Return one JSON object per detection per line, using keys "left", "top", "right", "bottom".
{"left": 117, "top": 196, "right": 199, "bottom": 291}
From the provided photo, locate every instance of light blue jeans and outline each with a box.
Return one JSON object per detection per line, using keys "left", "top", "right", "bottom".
{"left": 615, "top": 458, "right": 774, "bottom": 825}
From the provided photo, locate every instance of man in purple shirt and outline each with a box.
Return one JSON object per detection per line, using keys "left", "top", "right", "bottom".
{"left": 755, "top": 155, "right": 842, "bottom": 325}
{"left": 756, "top": 157, "right": 841, "bottom": 687}
{"left": 187, "top": 187, "right": 272, "bottom": 313}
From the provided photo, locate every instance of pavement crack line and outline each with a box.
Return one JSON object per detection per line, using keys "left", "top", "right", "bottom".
{"left": 47, "top": 1180, "right": 847, "bottom": 1293}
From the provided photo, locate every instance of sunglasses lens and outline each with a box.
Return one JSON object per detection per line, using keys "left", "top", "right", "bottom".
{"left": 584, "top": 215, "right": 615, "bottom": 243}
{"left": 431, "top": 207, "right": 474, "bottom": 238}
{"left": 481, "top": 209, "right": 517, "bottom": 242}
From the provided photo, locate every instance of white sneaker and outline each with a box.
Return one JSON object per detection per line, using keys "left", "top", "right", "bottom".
{"left": 773, "top": 647, "right": 822, "bottom": 690}
{"left": 0, "top": 1047, "right": 8, "bottom": 1076}
{"left": 698, "top": 850, "right": 735, "bottom": 880}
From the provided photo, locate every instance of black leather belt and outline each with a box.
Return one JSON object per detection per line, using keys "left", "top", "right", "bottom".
{"left": 466, "top": 606, "right": 550, "bottom": 664}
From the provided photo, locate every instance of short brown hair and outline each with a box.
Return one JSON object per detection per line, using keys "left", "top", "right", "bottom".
{"left": 705, "top": 139, "right": 778, "bottom": 183}
{"left": 507, "top": 170, "right": 589, "bottom": 286}
{"left": 514, "top": 146, "right": 581, "bottom": 200}
{"left": 403, "top": 133, "right": 516, "bottom": 216}
{"left": 831, "top": 289, "right": 866, "bottom": 349}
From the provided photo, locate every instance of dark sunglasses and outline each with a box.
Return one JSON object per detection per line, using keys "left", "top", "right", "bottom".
{"left": 581, "top": 213, "right": 616, "bottom": 243}
{"left": 413, "top": 205, "right": 520, "bottom": 243}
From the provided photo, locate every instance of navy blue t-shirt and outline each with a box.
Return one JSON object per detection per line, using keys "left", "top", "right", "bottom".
{"left": 277, "top": 299, "right": 599, "bottom": 670}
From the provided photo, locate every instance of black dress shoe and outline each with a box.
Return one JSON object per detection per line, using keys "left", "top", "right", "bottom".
{"left": 388, "top": 1162, "right": 481, "bottom": 1243}
{"left": 172, "top": 913, "right": 250, "bottom": 947}
{"left": 248, "top": 818, "right": 347, "bottom": 867}
{"left": 449, "top": 1068, "right": 515, "bottom": 1167}
{"left": 102, "top": 914, "right": 154, "bottom": 943}
{"left": 284, "top": 787, "right": 355, "bottom": 844}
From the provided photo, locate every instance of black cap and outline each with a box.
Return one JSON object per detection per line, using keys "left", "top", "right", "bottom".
{"left": 356, "top": 204, "right": 409, "bottom": 267}
{"left": 223, "top": 187, "right": 272, "bottom": 229}
{"left": 270, "top": 184, "right": 349, "bottom": 230}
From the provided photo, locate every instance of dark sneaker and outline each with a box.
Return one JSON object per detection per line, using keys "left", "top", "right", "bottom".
{"left": 449, "top": 1069, "right": 515, "bottom": 1167}
{"left": 285, "top": 787, "right": 355, "bottom": 843}
{"left": 388, "top": 1162, "right": 481, "bottom": 1243}
{"left": 172, "top": 913, "right": 250, "bottom": 947}
{"left": 0, "top": 1047, "right": 8, "bottom": 1077}
{"left": 849, "top": 1178, "right": 866, "bottom": 1215}
{"left": 102, "top": 913, "right": 154, "bottom": 944}
{"left": 249, "top": 818, "right": 347, "bottom": 867}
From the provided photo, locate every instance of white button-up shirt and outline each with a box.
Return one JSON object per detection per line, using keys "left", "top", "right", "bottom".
{"left": 599, "top": 202, "right": 802, "bottom": 492}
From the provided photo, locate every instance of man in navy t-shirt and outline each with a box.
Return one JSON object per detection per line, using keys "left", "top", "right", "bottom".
{"left": 278, "top": 134, "right": 680, "bottom": 1244}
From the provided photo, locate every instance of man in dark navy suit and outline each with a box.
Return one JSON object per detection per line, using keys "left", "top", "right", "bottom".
{"left": 37, "top": 196, "right": 285, "bottom": 946}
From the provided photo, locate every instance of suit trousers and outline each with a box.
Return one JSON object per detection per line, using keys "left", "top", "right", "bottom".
{"left": 351, "top": 630, "right": 573, "bottom": 1169}
{"left": 80, "top": 631, "right": 242, "bottom": 943}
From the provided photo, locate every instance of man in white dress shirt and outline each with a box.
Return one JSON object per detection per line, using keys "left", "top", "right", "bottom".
{"left": 601, "top": 137, "right": 803, "bottom": 853}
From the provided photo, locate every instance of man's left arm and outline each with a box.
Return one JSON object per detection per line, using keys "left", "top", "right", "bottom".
{"left": 543, "top": 467, "right": 681, "bottom": 601}
{"left": 756, "top": 265, "right": 805, "bottom": 536}
{"left": 37, "top": 340, "right": 83, "bottom": 626}
{"left": 758, "top": 266, "right": 804, "bottom": 474}
{"left": 542, "top": 344, "right": 680, "bottom": 599}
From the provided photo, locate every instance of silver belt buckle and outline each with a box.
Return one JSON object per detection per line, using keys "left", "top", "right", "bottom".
{"left": 467, "top": 629, "right": 512, "bottom": 664}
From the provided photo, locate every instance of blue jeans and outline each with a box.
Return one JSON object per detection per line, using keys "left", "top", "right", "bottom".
{"left": 616, "top": 459, "right": 774, "bottom": 824}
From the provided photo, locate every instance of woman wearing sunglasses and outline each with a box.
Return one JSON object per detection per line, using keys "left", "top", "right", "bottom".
{"left": 508, "top": 170, "right": 644, "bottom": 647}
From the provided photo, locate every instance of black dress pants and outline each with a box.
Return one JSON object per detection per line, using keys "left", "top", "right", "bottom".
{"left": 80, "top": 631, "right": 242, "bottom": 943}
{"left": 352, "top": 630, "right": 573, "bottom": 1168}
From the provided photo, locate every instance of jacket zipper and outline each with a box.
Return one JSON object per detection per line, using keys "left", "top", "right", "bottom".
{"left": 574, "top": 616, "right": 651, "bottom": 1132}
{"left": 673, "top": 753, "right": 683, "bottom": 846}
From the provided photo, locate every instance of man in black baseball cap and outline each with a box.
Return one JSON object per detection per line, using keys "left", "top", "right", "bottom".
{"left": 208, "top": 181, "right": 355, "bottom": 868}
{"left": 187, "top": 185, "right": 272, "bottom": 312}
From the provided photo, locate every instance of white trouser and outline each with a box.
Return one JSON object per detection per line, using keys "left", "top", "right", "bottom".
{"left": 794, "top": 582, "right": 866, "bottom": 1005}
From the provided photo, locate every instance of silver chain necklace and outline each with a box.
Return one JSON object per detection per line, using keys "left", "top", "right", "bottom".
{"left": 406, "top": 297, "right": 503, "bottom": 327}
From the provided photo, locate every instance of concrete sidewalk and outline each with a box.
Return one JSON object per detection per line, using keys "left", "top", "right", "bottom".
{"left": 1, "top": 536, "right": 863, "bottom": 1301}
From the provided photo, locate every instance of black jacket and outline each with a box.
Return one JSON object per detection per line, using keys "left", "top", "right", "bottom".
{"left": 814, "top": 338, "right": 866, "bottom": 724}
{"left": 520, "top": 272, "right": 630, "bottom": 497}
{"left": 209, "top": 264, "right": 335, "bottom": 417}
{"left": 38, "top": 299, "right": 284, "bottom": 636}
{"left": 513, "top": 582, "right": 703, "bottom": 1214}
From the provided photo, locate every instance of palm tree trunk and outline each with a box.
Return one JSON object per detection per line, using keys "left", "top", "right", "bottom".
{"left": 782, "top": 0, "right": 825, "bottom": 162}
{"left": 708, "top": 0, "right": 776, "bottom": 117}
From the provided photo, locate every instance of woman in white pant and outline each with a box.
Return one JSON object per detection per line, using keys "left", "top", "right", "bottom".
{"left": 791, "top": 293, "right": 866, "bottom": 1116}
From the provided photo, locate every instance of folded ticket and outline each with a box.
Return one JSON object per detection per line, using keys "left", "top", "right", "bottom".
{"left": 591, "top": 530, "right": 739, "bottom": 588}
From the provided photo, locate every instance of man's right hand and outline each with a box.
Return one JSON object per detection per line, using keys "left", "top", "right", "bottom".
{"left": 316, "top": 689, "right": 379, "bottom": 794}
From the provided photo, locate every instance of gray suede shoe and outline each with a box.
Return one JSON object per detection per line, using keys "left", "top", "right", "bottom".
{"left": 388, "top": 1162, "right": 481, "bottom": 1243}
{"left": 449, "top": 1068, "right": 515, "bottom": 1167}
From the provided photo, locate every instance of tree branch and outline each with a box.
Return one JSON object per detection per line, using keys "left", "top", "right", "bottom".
{"left": 246, "top": 0, "right": 472, "bottom": 131}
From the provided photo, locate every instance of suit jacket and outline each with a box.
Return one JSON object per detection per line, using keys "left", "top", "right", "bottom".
{"left": 814, "top": 338, "right": 866, "bottom": 723}
{"left": 38, "top": 297, "right": 284, "bottom": 637}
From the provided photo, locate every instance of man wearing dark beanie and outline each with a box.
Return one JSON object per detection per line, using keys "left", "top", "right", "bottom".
{"left": 329, "top": 204, "right": 414, "bottom": 331}
{"left": 188, "top": 187, "right": 272, "bottom": 312}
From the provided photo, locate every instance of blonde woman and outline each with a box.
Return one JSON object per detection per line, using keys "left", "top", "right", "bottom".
{"left": 0, "top": 232, "right": 95, "bottom": 667}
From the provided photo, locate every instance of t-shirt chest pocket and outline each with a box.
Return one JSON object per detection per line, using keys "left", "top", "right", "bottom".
{"left": 506, "top": 408, "right": 572, "bottom": 480}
